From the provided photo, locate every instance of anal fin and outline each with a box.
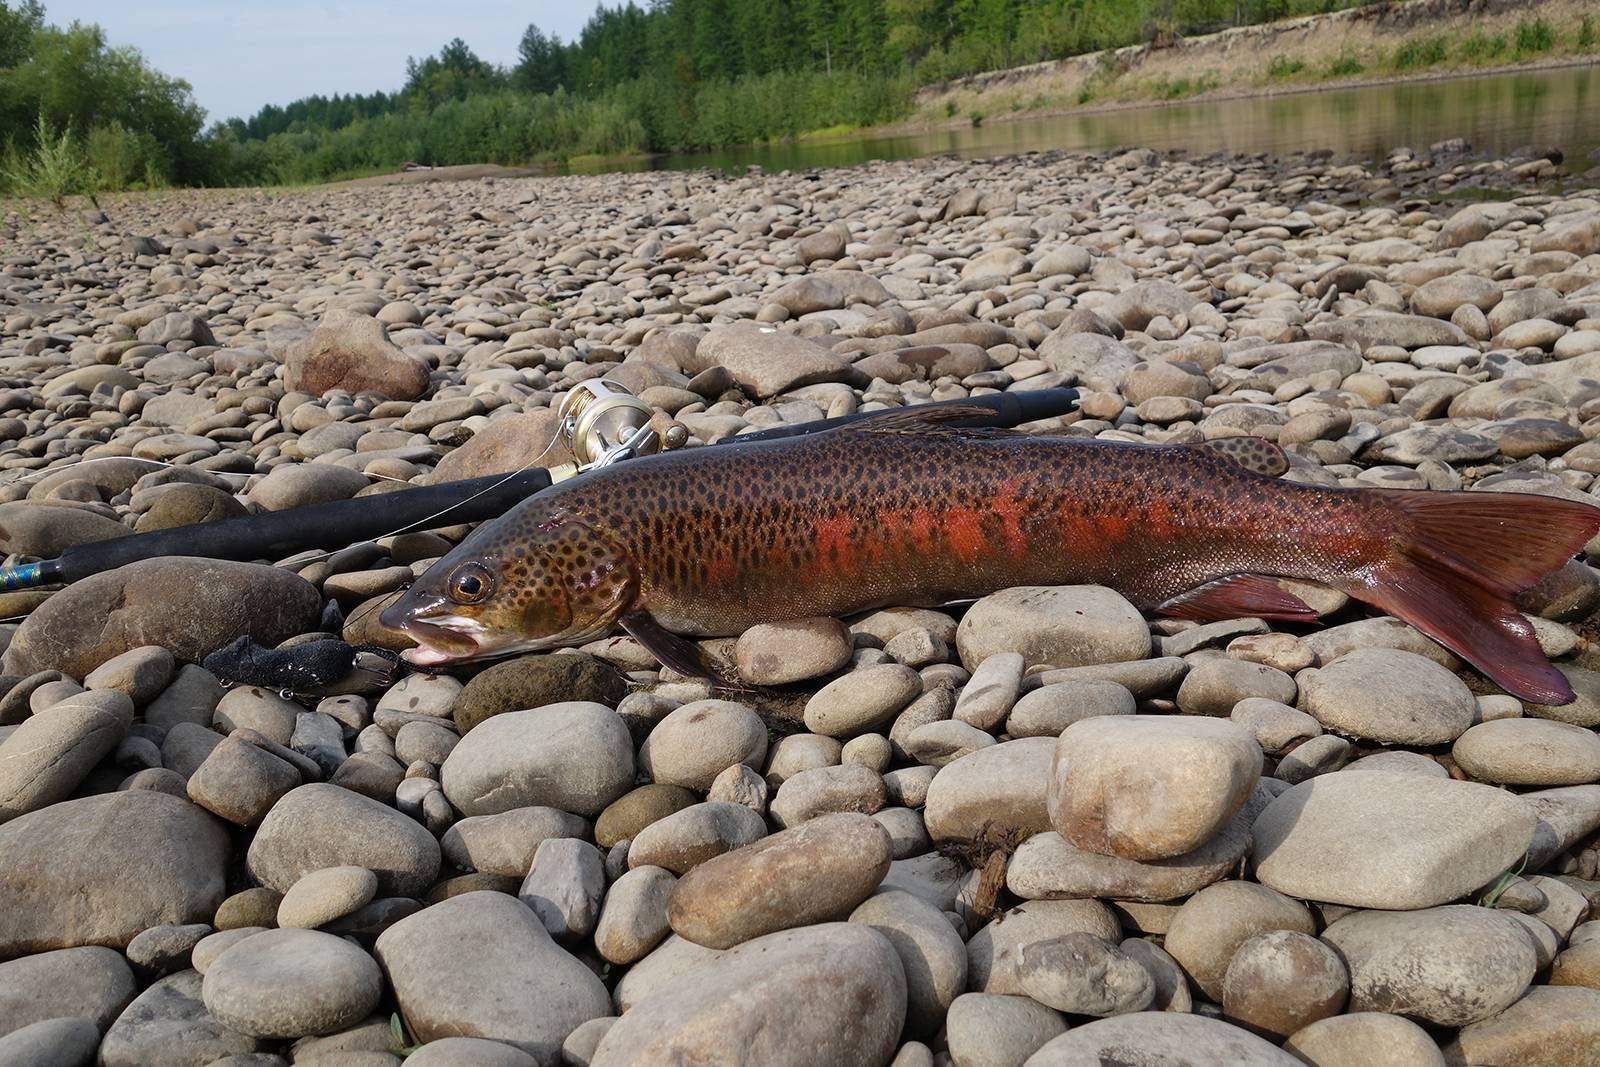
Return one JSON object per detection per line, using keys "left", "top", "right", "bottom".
{"left": 1194, "top": 437, "right": 1289, "bottom": 477}
{"left": 1157, "top": 574, "right": 1319, "bottom": 623}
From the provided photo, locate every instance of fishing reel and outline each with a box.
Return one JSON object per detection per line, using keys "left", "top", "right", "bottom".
{"left": 550, "top": 379, "right": 688, "bottom": 481}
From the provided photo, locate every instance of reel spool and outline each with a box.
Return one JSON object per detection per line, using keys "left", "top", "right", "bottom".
{"left": 555, "top": 379, "right": 663, "bottom": 471}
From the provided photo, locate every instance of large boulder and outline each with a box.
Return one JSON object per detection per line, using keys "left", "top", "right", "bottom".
{"left": 2, "top": 558, "right": 321, "bottom": 678}
{"left": 283, "top": 309, "right": 431, "bottom": 399}
{"left": 0, "top": 791, "right": 229, "bottom": 955}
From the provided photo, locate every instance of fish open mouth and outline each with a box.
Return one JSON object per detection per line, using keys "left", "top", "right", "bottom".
{"left": 378, "top": 609, "right": 484, "bottom": 668}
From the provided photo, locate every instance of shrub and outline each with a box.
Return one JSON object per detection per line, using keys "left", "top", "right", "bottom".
{"left": 1, "top": 114, "right": 99, "bottom": 206}
{"left": 1392, "top": 35, "right": 1448, "bottom": 70}
{"left": 1514, "top": 17, "right": 1554, "bottom": 55}
{"left": 1328, "top": 50, "right": 1365, "bottom": 76}
{"left": 1459, "top": 30, "right": 1508, "bottom": 62}
{"left": 1266, "top": 54, "right": 1305, "bottom": 78}
{"left": 1581, "top": 15, "right": 1596, "bottom": 50}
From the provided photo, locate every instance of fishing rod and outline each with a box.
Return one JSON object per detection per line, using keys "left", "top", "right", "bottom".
{"left": 0, "top": 383, "right": 1079, "bottom": 592}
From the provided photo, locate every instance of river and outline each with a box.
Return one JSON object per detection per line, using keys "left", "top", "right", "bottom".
{"left": 585, "top": 63, "right": 1599, "bottom": 177}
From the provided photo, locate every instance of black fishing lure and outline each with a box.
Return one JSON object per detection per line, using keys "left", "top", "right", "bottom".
{"left": 203, "top": 636, "right": 399, "bottom": 697}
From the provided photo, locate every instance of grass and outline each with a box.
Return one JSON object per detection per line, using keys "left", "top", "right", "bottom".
{"left": 1478, "top": 855, "right": 1529, "bottom": 908}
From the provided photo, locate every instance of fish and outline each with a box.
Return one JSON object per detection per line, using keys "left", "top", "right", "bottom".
{"left": 379, "top": 405, "right": 1600, "bottom": 705}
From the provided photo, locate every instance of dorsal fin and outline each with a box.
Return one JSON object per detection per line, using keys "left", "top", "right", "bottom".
{"left": 1194, "top": 436, "right": 1289, "bottom": 477}
{"left": 849, "top": 403, "right": 1020, "bottom": 436}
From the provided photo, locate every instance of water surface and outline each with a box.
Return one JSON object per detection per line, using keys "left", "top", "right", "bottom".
{"left": 576, "top": 64, "right": 1600, "bottom": 176}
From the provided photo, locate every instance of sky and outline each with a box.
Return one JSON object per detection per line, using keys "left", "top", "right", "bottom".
{"left": 42, "top": 1, "right": 607, "bottom": 124}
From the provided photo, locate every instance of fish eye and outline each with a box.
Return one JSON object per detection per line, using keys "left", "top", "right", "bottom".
{"left": 447, "top": 563, "right": 494, "bottom": 604}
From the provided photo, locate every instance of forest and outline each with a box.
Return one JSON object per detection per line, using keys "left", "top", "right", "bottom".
{"left": 0, "top": 0, "right": 1369, "bottom": 189}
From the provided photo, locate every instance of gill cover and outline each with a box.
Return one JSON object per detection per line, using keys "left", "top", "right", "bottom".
{"left": 498, "top": 508, "right": 639, "bottom": 646}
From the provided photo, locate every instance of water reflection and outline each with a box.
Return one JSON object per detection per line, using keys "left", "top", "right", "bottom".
{"left": 569, "top": 64, "right": 1600, "bottom": 175}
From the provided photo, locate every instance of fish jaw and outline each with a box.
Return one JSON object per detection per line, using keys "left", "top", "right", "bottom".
{"left": 379, "top": 589, "right": 487, "bottom": 666}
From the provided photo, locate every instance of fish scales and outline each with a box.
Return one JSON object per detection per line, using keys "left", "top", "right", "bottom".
{"left": 549, "top": 432, "right": 1371, "bottom": 635}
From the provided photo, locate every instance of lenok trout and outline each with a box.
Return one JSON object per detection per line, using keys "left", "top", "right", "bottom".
{"left": 381, "top": 406, "right": 1600, "bottom": 705}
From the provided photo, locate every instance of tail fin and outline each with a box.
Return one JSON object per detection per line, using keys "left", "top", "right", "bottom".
{"left": 1356, "top": 490, "right": 1600, "bottom": 705}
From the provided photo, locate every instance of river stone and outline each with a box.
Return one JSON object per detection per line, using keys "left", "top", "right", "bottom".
{"left": 99, "top": 970, "right": 260, "bottom": 1067}
{"left": 0, "top": 791, "right": 228, "bottom": 955}
{"left": 945, "top": 993, "right": 1067, "bottom": 1067}
{"left": 1048, "top": 715, "right": 1261, "bottom": 861}
{"left": 1444, "top": 985, "right": 1600, "bottom": 1066}
{"left": 0, "top": 946, "right": 137, "bottom": 1038}
{"left": 668, "top": 812, "right": 891, "bottom": 949}
{"left": 1016, "top": 933, "right": 1155, "bottom": 1017}
{"left": 452, "top": 654, "right": 628, "bottom": 733}
{"left": 0, "top": 1017, "right": 102, "bottom": 1066}
{"left": 201, "top": 927, "right": 382, "bottom": 1038}
{"left": 85, "top": 645, "right": 175, "bottom": 705}
{"left": 1221, "top": 930, "right": 1348, "bottom": 1037}
{"left": 590, "top": 923, "right": 906, "bottom": 1067}
{"left": 923, "top": 736, "right": 1053, "bottom": 846}
{"left": 628, "top": 801, "right": 767, "bottom": 874}
{"left": 735, "top": 617, "right": 852, "bottom": 684}
{"left": 1299, "top": 648, "right": 1476, "bottom": 744}
{"left": 126, "top": 923, "right": 212, "bottom": 977}
{"left": 849, "top": 889, "right": 968, "bottom": 1038}
{"left": 1008, "top": 795, "right": 1255, "bottom": 905}
{"left": 247, "top": 782, "right": 440, "bottom": 896}
{"left": 1322, "top": 905, "right": 1537, "bottom": 1027}
{"left": 1163, "top": 880, "right": 1315, "bottom": 1002}
{"left": 697, "top": 324, "right": 851, "bottom": 398}
{"left": 1283, "top": 1012, "right": 1445, "bottom": 1067}
{"left": 283, "top": 308, "right": 431, "bottom": 399}
{"left": 277, "top": 866, "right": 378, "bottom": 929}
{"left": 376, "top": 891, "right": 610, "bottom": 1058}
{"left": 966, "top": 899, "right": 1122, "bottom": 995}
{"left": 2, "top": 558, "right": 321, "bottom": 678}
{"left": 595, "top": 865, "right": 675, "bottom": 965}
{"left": 1452, "top": 718, "right": 1600, "bottom": 786}
{"left": 519, "top": 837, "right": 605, "bottom": 942}
{"left": 1251, "top": 771, "right": 1536, "bottom": 909}
{"left": 0, "top": 501, "right": 129, "bottom": 557}
{"left": 595, "top": 784, "right": 699, "bottom": 848}
{"left": 640, "top": 699, "right": 767, "bottom": 790}
{"left": 0, "top": 689, "right": 134, "bottom": 823}
{"left": 956, "top": 586, "right": 1150, "bottom": 670}
{"left": 442, "top": 806, "right": 590, "bottom": 877}
{"left": 804, "top": 663, "right": 924, "bottom": 737}
{"left": 769, "top": 762, "right": 887, "bottom": 827}
{"left": 1022, "top": 1012, "right": 1300, "bottom": 1066}
{"left": 441, "top": 702, "right": 634, "bottom": 817}
{"left": 1006, "top": 680, "right": 1136, "bottom": 737}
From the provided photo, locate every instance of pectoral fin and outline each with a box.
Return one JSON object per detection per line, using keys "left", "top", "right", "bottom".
{"left": 1157, "top": 574, "right": 1319, "bottom": 623}
{"left": 620, "top": 611, "right": 753, "bottom": 692}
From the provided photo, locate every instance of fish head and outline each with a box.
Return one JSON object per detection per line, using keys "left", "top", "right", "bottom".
{"left": 380, "top": 504, "right": 637, "bottom": 667}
